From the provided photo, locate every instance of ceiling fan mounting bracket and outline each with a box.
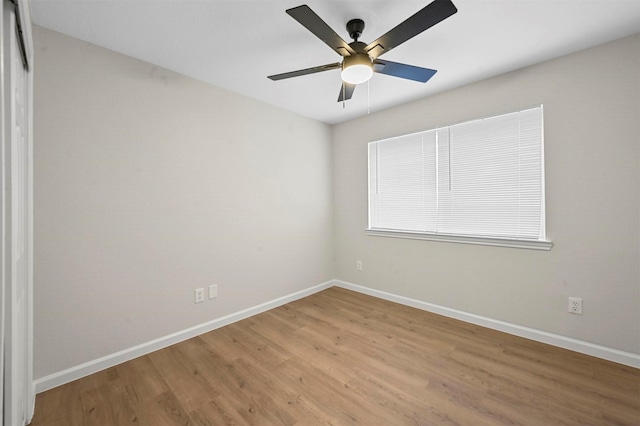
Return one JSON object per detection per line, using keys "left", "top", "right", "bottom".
{"left": 346, "top": 19, "right": 365, "bottom": 42}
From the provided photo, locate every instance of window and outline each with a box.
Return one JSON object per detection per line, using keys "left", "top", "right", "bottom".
{"left": 367, "top": 106, "right": 551, "bottom": 250}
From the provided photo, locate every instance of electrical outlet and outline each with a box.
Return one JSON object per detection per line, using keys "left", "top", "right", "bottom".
{"left": 568, "top": 297, "right": 583, "bottom": 315}
{"left": 195, "top": 288, "right": 205, "bottom": 304}
{"left": 356, "top": 260, "right": 362, "bottom": 271}
{"left": 209, "top": 284, "right": 218, "bottom": 299}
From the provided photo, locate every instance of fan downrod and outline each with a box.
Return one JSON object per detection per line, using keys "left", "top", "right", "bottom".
{"left": 346, "top": 19, "right": 365, "bottom": 42}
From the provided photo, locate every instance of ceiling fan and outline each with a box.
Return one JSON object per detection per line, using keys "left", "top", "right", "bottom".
{"left": 268, "top": 0, "right": 458, "bottom": 102}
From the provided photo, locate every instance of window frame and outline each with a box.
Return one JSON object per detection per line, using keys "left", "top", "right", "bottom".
{"left": 366, "top": 106, "right": 553, "bottom": 251}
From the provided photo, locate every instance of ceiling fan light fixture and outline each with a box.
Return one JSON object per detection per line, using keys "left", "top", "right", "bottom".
{"left": 341, "top": 53, "right": 373, "bottom": 85}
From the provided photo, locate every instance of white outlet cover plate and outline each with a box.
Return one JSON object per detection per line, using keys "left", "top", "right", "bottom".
{"left": 568, "top": 297, "right": 583, "bottom": 315}
{"left": 209, "top": 285, "right": 218, "bottom": 299}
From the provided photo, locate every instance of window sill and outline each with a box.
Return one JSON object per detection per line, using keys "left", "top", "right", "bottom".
{"left": 366, "top": 229, "right": 553, "bottom": 251}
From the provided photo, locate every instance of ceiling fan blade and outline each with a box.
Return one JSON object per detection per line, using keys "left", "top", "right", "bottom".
{"left": 268, "top": 62, "right": 341, "bottom": 81}
{"left": 337, "top": 83, "right": 356, "bottom": 102}
{"left": 374, "top": 60, "right": 437, "bottom": 82}
{"left": 286, "top": 5, "right": 356, "bottom": 57}
{"left": 365, "top": 0, "right": 457, "bottom": 59}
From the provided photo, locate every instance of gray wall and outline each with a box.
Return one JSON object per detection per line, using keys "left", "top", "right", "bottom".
{"left": 33, "top": 27, "right": 334, "bottom": 379}
{"left": 34, "top": 24, "right": 639, "bottom": 381}
{"left": 332, "top": 34, "right": 640, "bottom": 354}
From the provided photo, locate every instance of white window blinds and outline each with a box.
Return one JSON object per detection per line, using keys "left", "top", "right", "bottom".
{"left": 368, "top": 106, "right": 546, "bottom": 244}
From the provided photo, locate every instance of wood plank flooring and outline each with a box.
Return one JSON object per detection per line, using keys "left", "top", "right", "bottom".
{"left": 30, "top": 287, "right": 640, "bottom": 425}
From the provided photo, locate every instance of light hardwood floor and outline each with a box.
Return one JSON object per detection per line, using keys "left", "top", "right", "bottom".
{"left": 30, "top": 287, "right": 640, "bottom": 425}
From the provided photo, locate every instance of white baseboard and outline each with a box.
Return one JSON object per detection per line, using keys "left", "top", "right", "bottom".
{"left": 34, "top": 278, "right": 639, "bottom": 394}
{"left": 33, "top": 280, "right": 334, "bottom": 394}
{"left": 334, "top": 280, "right": 640, "bottom": 369}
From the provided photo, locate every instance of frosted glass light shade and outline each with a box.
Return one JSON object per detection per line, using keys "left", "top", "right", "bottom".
{"left": 341, "top": 53, "right": 373, "bottom": 85}
{"left": 341, "top": 64, "right": 373, "bottom": 84}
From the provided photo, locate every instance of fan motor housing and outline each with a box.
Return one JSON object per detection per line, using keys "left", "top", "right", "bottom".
{"left": 343, "top": 52, "right": 372, "bottom": 69}
{"left": 348, "top": 41, "right": 368, "bottom": 54}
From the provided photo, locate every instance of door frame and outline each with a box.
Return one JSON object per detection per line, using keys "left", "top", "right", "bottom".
{"left": 1, "top": 0, "right": 34, "bottom": 424}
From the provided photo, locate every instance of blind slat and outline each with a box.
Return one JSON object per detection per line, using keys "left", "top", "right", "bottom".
{"left": 369, "top": 106, "right": 545, "bottom": 241}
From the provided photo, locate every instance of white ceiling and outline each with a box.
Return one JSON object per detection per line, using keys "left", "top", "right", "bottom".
{"left": 29, "top": 0, "right": 640, "bottom": 124}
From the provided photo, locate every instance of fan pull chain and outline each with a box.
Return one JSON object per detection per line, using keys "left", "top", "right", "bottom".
{"left": 367, "top": 79, "right": 370, "bottom": 114}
